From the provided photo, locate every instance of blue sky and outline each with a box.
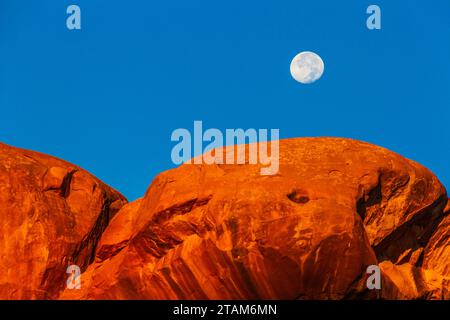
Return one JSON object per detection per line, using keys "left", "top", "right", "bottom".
{"left": 1, "top": 0, "right": 449, "bottom": 201}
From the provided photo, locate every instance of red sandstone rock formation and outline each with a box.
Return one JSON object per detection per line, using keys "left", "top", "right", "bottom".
{"left": 0, "top": 143, "right": 126, "bottom": 299}
{"left": 58, "top": 138, "right": 449, "bottom": 300}
{"left": 1, "top": 138, "right": 449, "bottom": 299}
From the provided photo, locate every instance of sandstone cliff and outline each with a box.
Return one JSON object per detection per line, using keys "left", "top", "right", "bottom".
{"left": 57, "top": 138, "right": 449, "bottom": 300}
{"left": 1, "top": 138, "right": 448, "bottom": 299}
{"left": 0, "top": 143, "right": 127, "bottom": 299}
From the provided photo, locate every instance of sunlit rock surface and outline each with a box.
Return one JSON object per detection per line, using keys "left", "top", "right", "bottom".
{"left": 1, "top": 139, "right": 448, "bottom": 299}
{"left": 58, "top": 138, "right": 449, "bottom": 300}
{"left": 0, "top": 143, "right": 126, "bottom": 299}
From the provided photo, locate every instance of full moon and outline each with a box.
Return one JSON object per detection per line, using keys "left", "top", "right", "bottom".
{"left": 290, "top": 51, "right": 324, "bottom": 84}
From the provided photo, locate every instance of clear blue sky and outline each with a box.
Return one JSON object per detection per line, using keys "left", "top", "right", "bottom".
{"left": 1, "top": 1, "right": 449, "bottom": 201}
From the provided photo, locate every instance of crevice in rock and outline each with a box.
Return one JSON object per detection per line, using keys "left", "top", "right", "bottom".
{"left": 356, "top": 174, "right": 382, "bottom": 221}
{"left": 71, "top": 195, "right": 113, "bottom": 268}
{"left": 96, "top": 240, "right": 129, "bottom": 262}
{"left": 131, "top": 196, "right": 212, "bottom": 259}
{"left": 44, "top": 169, "right": 77, "bottom": 198}
{"left": 342, "top": 266, "right": 377, "bottom": 300}
{"left": 152, "top": 195, "right": 212, "bottom": 224}
{"left": 373, "top": 195, "right": 448, "bottom": 265}
{"left": 59, "top": 170, "right": 77, "bottom": 198}
{"left": 39, "top": 194, "right": 115, "bottom": 299}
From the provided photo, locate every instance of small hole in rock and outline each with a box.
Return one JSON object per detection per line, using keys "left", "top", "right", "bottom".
{"left": 287, "top": 190, "right": 310, "bottom": 204}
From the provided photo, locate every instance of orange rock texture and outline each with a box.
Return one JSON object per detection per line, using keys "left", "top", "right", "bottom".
{"left": 62, "top": 138, "right": 448, "bottom": 300}
{"left": 1, "top": 138, "right": 449, "bottom": 299}
{"left": 0, "top": 143, "right": 126, "bottom": 299}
